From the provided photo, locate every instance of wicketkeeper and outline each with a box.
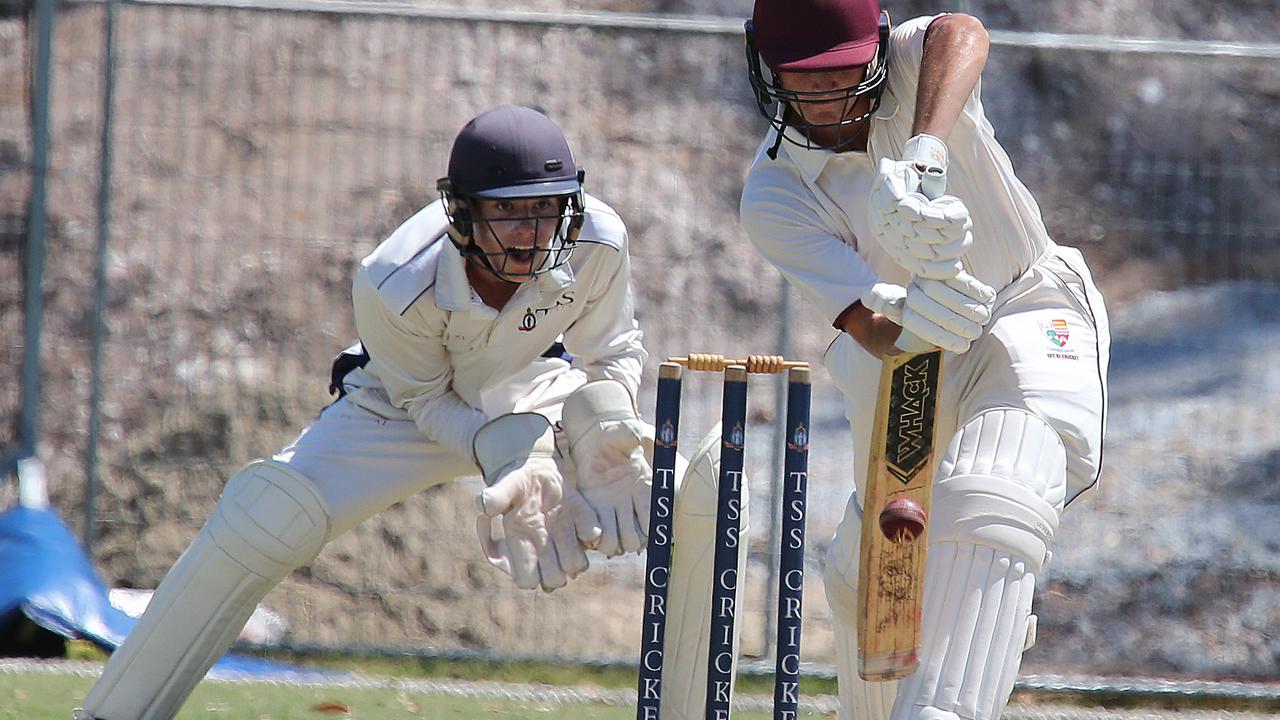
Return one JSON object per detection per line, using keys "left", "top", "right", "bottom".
{"left": 75, "top": 105, "right": 747, "bottom": 720}
{"left": 740, "top": 2, "right": 1111, "bottom": 719}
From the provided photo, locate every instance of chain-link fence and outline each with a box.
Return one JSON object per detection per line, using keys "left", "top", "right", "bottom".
{"left": 3, "top": 0, "right": 1278, "bottom": 679}
{"left": 1, "top": 0, "right": 44, "bottom": 481}
{"left": 0, "top": 11, "right": 27, "bottom": 473}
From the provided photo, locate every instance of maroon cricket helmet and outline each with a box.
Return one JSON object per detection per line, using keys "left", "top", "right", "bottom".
{"left": 745, "top": 0, "right": 891, "bottom": 155}
{"left": 752, "top": 0, "right": 883, "bottom": 71}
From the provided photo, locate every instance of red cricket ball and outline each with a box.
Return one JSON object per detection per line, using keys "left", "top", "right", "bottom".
{"left": 878, "top": 498, "right": 927, "bottom": 544}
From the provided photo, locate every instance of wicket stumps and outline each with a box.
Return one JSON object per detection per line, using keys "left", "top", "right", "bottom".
{"left": 636, "top": 355, "right": 812, "bottom": 720}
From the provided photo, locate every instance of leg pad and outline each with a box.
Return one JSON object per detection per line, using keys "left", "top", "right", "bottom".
{"left": 894, "top": 409, "right": 1066, "bottom": 720}
{"left": 79, "top": 461, "right": 331, "bottom": 720}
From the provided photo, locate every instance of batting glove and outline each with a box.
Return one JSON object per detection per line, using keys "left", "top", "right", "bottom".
{"left": 861, "top": 272, "right": 996, "bottom": 354}
{"left": 868, "top": 135, "right": 973, "bottom": 279}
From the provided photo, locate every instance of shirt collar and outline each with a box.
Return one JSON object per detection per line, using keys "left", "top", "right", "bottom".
{"left": 777, "top": 126, "right": 840, "bottom": 184}
{"left": 774, "top": 110, "right": 895, "bottom": 184}
{"left": 435, "top": 238, "right": 577, "bottom": 312}
{"left": 435, "top": 238, "right": 484, "bottom": 313}
{"left": 538, "top": 255, "right": 576, "bottom": 291}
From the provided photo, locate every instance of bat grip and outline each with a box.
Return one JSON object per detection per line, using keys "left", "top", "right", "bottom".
{"left": 919, "top": 165, "right": 946, "bottom": 201}
{"left": 918, "top": 165, "right": 966, "bottom": 281}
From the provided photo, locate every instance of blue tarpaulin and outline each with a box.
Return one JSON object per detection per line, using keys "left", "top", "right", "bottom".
{"left": 0, "top": 505, "right": 134, "bottom": 651}
{"left": 0, "top": 504, "right": 347, "bottom": 682}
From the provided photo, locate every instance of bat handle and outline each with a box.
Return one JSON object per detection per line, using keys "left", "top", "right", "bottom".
{"left": 894, "top": 160, "right": 956, "bottom": 356}
{"left": 918, "top": 164, "right": 967, "bottom": 282}
{"left": 919, "top": 165, "right": 946, "bottom": 201}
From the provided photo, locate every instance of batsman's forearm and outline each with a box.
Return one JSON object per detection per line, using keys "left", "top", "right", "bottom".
{"left": 838, "top": 302, "right": 904, "bottom": 360}
{"left": 912, "top": 14, "right": 989, "bottom": 141}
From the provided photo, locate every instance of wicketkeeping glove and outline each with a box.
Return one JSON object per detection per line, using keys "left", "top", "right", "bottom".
{"left": 561, "top": 379, "right": 653, "bottom": 558}
{"left": 473, "top": 412, "right": 601, "bottom": 591}
{"left": 536, "top": 458, "right": 595, "bottom": 591}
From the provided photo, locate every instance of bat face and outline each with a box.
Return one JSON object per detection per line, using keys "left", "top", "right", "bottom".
{"left": 857, "top": 349, "right": 942, "bottom": 681}
{"left": 884, "top": 353, "right": 941, "bottom": 484}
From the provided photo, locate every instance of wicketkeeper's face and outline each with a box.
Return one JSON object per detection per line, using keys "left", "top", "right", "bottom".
{"left": 470, "top": 196, "right": 565, "bottom": 279}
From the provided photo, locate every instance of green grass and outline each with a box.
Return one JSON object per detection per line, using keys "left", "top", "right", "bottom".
{"left": 41, "top": 643, "right": 1280, "bottom": 718}
{"left": 0, "top": 671, "right": 833, "bottom": 719}
{"left": 236, "top": 645, "right": 840, "bottom": 698}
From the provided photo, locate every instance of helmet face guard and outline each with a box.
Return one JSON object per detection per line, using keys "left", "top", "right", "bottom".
{"left": 745, "top": 11, "right": 891, "bottom": 154}
{"left": 437, "top": 171, "right": 587, "bottom": 282}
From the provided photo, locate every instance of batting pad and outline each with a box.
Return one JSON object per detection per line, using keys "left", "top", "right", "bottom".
{"left": 80, "top": 460, "right": 331, "bottom": 720}
{"left": 893, "top": 408, "right": 1066, "bottom": 720}
{"left": 659, "top": 423, "right": 750, "bottom": 719}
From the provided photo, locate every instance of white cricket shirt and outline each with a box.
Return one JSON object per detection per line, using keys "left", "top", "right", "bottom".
{"left": 740, "top": 14, "right": 1054, "bottom": 325}
{"left": 348, "top": 194, "right": 646, "bottom": 458}
{"left": 741, "top": 16, "right": 1110, "bottom": 503}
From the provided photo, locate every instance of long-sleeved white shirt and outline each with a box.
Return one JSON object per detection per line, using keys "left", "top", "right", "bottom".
{"left": 347, "top": 193, "right": 646, "bottom": 459}
{"left": 740, "top": 15, "right": 1055, "bottom": 326}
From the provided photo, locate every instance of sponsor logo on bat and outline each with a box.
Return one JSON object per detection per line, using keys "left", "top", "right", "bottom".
{"left": 885, "top": 353, "right": 940, "bottom": 483}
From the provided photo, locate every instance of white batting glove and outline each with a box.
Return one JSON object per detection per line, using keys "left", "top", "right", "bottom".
{"left": 861, "top": 273, "right": 996, "bottom": 354}
{"left": 561, "top": 379, "right": 653, "bottom": 558}
{"left": 868, "top": 136, "right": 973, "bottom": 279}
{"left": 473, "top": 413, "right": 601, "bottom": 592}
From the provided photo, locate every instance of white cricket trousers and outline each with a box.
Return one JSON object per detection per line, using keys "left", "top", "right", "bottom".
{"left": 279, "top": 357, "right": 586, "bottom": 537}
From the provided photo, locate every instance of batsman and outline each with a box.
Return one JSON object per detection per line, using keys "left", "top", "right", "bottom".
{"left": 740, "top": 2, "right": 1110, "bottom": 719}
{"left": 74, "top": 105, "right": 748, "bottom": 719}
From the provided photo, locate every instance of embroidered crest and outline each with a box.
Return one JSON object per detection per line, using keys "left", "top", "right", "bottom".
{"left": 515, "top": 291, "right": 576, "bottom": 332}
{"left": 1040, "top": 318, "right": 1070, "bottom": 348}
{"left": 518, "top": 308, "right": 538, "bottom": 332}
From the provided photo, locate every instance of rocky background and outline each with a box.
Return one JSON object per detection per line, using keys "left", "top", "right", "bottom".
{"left": 0, "top": 0, "right": 1277, "bottom": 679}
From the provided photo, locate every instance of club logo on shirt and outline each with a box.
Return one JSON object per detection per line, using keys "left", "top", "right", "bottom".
{"left": 515, "top": 291, "right": 577, "bottom": 332}
{"left": 1041, "top": 318, "right": 1070, "bottom": 348}
{"left": 1039, "top": 318, "right": 1080, "bottom": 360}
{"left": 519, "top": 308, "right": 538, "bottom": 332}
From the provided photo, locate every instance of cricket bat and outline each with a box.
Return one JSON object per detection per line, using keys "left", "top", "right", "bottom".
{"left": 855, "top": 348, "right": 942, "bottom": 680}
{"left": 856, "top": 166, "right": 949, "bottom": 681}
